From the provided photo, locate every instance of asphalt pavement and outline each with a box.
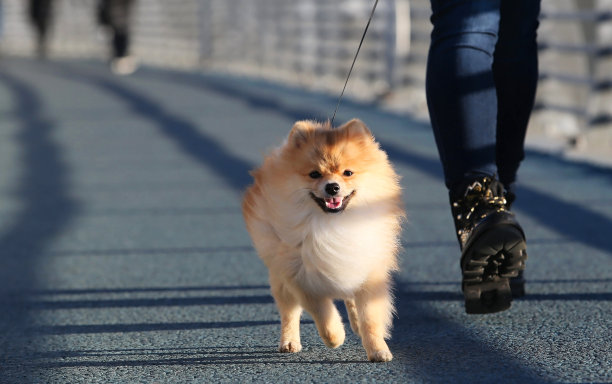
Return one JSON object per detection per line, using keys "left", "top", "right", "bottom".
{"left": 0, "top": 58, "right": 610, "bottom": 383}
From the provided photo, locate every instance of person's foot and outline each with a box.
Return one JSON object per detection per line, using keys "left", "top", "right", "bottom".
{"left": 504, "top": 187, "right": 527, "bottom": 298}
{"left": 110, "top": 56, "right": 139, "bottom": 76}
{"left": 450, "top": 176, "right": 527, "bottom": 314}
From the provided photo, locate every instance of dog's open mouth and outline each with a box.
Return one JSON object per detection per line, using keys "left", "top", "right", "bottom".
{"left": 310, "top": 191, "right": 355, "bottom": 213}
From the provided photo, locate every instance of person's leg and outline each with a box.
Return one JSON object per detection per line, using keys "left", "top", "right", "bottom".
{"left": 383, "top": 0, "right": 397, "bottom": 92}
{"left": 425, "top": 0, "right": 501, "bottom": 192}
{"left": 30, "top": 0, "right": 52, "bottom": 58}
{"left": 109, "top": 0, "right": 132, "bottom": 58}
{"left": 494, "top": 0, "right": 541, "bottom": 190}
{"left": 425, "top": 0, "right": 527, "bottom": 314}
{"left": 493, "top": 0, "right": 541, "bottom": 297}
{"left": 112, "top": 30, "right": 128, "bottom": 58}
{"left": 108, "top": 0, "right": 138, "bottom": 75}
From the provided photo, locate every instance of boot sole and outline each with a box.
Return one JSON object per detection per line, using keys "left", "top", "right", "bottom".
{"left": 510, "top": 271, "right": 526, "bottom": 298}
{"left": 461, "top": 225, "right": 527, "bottom": 314}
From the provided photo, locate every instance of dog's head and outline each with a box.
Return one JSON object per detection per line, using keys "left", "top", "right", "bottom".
{"left": 281, "top": 119, "right": 398, "bottom": 214}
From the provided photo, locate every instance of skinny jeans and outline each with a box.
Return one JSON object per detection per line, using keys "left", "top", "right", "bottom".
{"left": 425, "top": 0, "right": 541, "bottom": 192}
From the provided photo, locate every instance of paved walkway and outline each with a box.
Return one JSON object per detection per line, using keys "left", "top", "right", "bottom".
{"left": 0, "top": 58, "right": 610, "bottom": 383}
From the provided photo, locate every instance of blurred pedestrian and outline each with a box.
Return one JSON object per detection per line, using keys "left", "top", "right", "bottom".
{"left": 0, "top": 2, "right": 4, "bottom": 56}
{"left": 425, "top": 0, "right": 541, "bottom": 313}
{"left": 97, "top": 0, "right": 137, "bottom": 75}
{"left": 381, "top": 0, "right": 396, "bottom": 99}
{"left": 29, "top": 0, "right": 53, "bottom": 58}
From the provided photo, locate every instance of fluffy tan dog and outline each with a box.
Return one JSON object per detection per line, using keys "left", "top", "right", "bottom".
{"left": 242, "top": 119, "right": 404, "bottom": 362}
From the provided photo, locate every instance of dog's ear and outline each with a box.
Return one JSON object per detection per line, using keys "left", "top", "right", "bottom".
{"left": 340, "top": 119, "right": 373, "bottom": 141}
{"left": 288, "top": 120, "right": 316, "bottom": 148}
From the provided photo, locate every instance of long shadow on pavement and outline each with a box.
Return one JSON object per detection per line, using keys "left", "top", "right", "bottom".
{"left": 25, "top": 284, "right": 269, "bottom": 295}
{"left": 0, "top": 70, "right": 81, "bottom": 381}
{"left": 20, "top": 294, "right": 274, "bottom": 310}
{"left": 52, "top": 63, "right": 254, "bottom": 192}
{"left": 31, "top": 320, "right": 278, "bottom": 335}
{"left": 31, "top": 347, "right": 364, "bottom": 369}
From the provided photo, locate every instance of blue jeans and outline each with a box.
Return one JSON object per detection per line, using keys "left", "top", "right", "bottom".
{"left": 425, "top": 0, "right": 541, "bottom": 192}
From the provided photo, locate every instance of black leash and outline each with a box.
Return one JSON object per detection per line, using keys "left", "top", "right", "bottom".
{"left": 330, "top": 0, "right": 380, "bottom": 127}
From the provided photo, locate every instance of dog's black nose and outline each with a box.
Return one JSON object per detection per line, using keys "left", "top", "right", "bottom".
{"left": 325, "top": 183, "right": 340, "bottom": 196}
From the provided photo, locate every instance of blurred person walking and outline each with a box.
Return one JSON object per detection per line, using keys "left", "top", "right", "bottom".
{"left": 29, "top": 0, "right": 53, "bottom": 58}
{"left": 380, "top": 0, "right": 397, "bottom": 100}
{"left": 425, "top": 0, "right": 541, "bottom": 314}
{"left": 97, "top": 0, "right": 137, "bottom": 75}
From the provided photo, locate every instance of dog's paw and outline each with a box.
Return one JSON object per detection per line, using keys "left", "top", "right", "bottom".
{"left": 279, "top": 341, "right": 302, "bottom": 353}
{"left": 321, "top": 326, "right": 345, "bottom": 349}
{"left": 368, "top": 349, "right": 393, "bottom": 362}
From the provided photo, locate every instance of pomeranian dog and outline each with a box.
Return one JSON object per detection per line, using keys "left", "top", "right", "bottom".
{"left": 242, "top": 119, "right": 404, "bottom": 362}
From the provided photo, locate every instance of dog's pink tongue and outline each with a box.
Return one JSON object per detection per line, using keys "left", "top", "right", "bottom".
{"left": 325, "top": 197, "right": 343, "bottom": 209}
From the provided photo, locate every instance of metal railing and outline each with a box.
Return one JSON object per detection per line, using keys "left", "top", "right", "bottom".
{"left": 1, "top": 0, "right": 610, "bottom": 153}
{"left": 534, "top": 0, "right": 612, "bottom": 152}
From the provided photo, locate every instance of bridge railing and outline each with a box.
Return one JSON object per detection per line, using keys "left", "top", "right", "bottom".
{"left": 1, "top": 0, "right": 610, "bottom": 156}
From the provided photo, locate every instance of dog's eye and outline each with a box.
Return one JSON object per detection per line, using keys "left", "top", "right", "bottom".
{"left": 343, "top": 170, "right": 353, "bottom": 177}
{"left": 309, "top": 171, "right": 322, "bottom": 179}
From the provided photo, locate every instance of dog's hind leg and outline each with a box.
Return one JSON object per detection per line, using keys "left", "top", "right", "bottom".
{"left": 344, "top": 298, "right": 360, "bottom": 337}
{"left": 270, "top": 275, "right": 303, "bottom": 353}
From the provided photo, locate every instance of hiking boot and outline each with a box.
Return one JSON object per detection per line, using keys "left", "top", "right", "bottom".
{"left": 509, "top": 270, "right": 526, "bottom": 298}
{"left": 450, "top": 176, "right": 527, "bottom": 314}
{"left": 504, "top": 187, "right": 527, "bottom": 298}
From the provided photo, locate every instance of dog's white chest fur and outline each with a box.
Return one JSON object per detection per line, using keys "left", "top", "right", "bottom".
{"left": 291, "top": 207, "right": 396, "bottom": 297}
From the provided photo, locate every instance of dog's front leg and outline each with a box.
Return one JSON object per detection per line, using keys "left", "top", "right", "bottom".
{"left": 355, "top": 276, "right": 394, "bottom": 362}
{"left": 270, "top": 276, "right": 303, "bottom": 353}
{"left": 300, "top": 294, "right": 345, "bottom": 349}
